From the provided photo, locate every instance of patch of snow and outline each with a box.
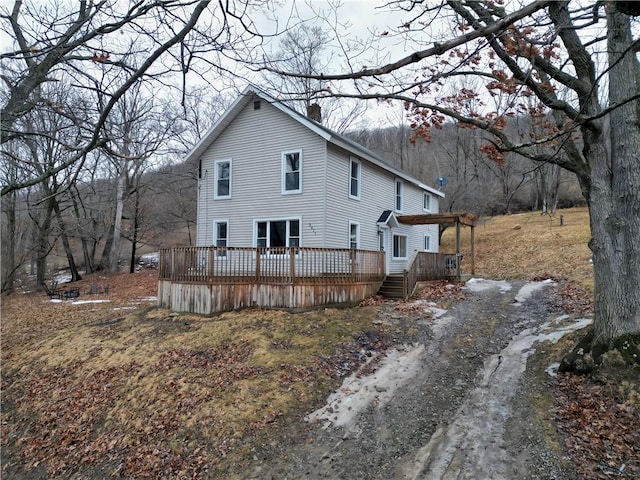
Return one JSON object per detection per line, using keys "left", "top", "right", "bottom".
{"left": 513, "top": 279, "right": 556, "bottom": 305}
{"left": 138, "top": 296, "right": 157, "bottom": 302}
{"left": 411, "top": 300, "right": 449, "bottom": 319}
{"left": 464, "top": 278, "right": 512, "bottom": 293}
{"left": 402, "top": 316, "right": 592, "bottom": 480}
{"left": 140, "top": 252, "right": 159, "bottom": 262}
{"left": 428, "top": 306, "right": 449, "bottom": 319}
{"left": 53, "top": 272, "right": 72, "bottom": 284}
{"left": 305, "top": 344, "right": 425, "bottom": 430}
{"left": 113, "top": 307, "right": 137, "bottom": 311}
{"left": 50, "top": 299, "right": 63, "bottom": 303}
{"left": 545, "top": 362, "right": 561, "bottom": 377}
{"left": 71, "top": 299, "right": 111, "bottom": 305}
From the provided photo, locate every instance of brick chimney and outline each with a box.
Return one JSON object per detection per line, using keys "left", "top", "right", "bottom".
{"left": 307, "top": 103, "right": 321, "bottom": 123}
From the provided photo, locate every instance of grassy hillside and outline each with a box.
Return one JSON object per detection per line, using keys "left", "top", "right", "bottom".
{"left": 441, "top": 207, "right": 593, "bottom": 289}
{"left": 5, "top": 207, "right": 634, "bottom": 480}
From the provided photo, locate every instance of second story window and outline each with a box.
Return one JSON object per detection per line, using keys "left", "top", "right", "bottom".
{"left": 282, "top": 150, "right": 302, "bottom": 194}
{"left": 423, "top": 192, "right": 432, "bottom": 212}
{"left": 349, "top": 157, "right": 361, "bottom": 199}
{"left": 395, "top": 179, "right": 403, "bottom": 212}
{"left": 214, "top": 159, "right": 231, "bottom": 199}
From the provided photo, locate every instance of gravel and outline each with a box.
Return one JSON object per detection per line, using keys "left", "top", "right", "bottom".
{"left": 241, "top": 279, "right": 583, "bottom": 480}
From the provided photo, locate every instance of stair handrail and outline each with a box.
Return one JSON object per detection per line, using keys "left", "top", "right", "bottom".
{"left": 402, "top": 250, "right": 422, "bottom": 300}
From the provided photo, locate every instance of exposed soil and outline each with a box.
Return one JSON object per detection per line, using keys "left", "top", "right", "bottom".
{"left": 241, "top": 279, "right": 587, "bottom": 480}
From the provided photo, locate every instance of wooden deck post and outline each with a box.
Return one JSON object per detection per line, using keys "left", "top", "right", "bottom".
{"left": 456, "top": 220, "right": 461, "bottom": 280}
{"left": 351, "top": 250, "right": 356, "bottom": 282}
{"left": 208, "top": 247, "right": 214, "bottom": 282}
{"left": 470, "top": 225, "right": 476, "bottom": 275}
{"left": 255, "top": 249, "right": 261, "bottom": 283}
{"left": 171, "top": 249, "right": 176, "bottom": 281}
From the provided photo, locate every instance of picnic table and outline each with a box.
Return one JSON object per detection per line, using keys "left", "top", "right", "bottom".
{"left": 41, "top": 281, "right": 80, "bottom": 300}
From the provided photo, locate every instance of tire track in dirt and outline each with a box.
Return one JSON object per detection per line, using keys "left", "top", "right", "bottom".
{"left": 246, "top": 280, "right": 588, "bottom": 480}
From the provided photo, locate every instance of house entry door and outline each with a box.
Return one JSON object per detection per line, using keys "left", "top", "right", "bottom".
{"left": 379, "top": 227, "right": 391, "bottom": 275}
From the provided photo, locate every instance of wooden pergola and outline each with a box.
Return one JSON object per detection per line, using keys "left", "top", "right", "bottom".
{"left": 398, "top": 212, "right": 478, "bottom": 275}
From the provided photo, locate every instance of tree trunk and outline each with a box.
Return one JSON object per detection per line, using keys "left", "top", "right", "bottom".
{"left": 35, "top": 197, "right": 55, "bottom": 287}
{"left": 591, "top": 10, "right": 640, "bottom": 347}
{"left": 1, "top": 192, "right": 17, "bottom": 293}
{"left": 100, "top": 223, "right": 114, "bottom": 270}
{"left": 109, "top": 169, "right": 126, "bottom": 273}
{"left": 561, "top": 10, "right": 640, "bottom": 371}
{"left": 69, "top": 186, "right": 95, "bottom": 274}
{"left": 52, "top": 197, "right": 81, "bottom": 282}
{"left": 129, "top": 188, "right": 140, "bottom": 274}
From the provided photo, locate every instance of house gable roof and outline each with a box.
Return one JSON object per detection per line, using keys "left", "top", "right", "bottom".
{"left": 186, "top": 85, "right": 444, "bottom": 197}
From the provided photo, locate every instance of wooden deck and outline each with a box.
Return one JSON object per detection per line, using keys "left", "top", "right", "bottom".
{"left": 158, "top": 247, "right": 461, "bottom": 314}
{"left": 158, "top": 247, "right": 386, "bottom": 314}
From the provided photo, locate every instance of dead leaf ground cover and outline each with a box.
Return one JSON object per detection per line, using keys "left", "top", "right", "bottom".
{"left": 2, "top": 270, "right": 401, "bottom": 478}
{"left": 2, "top": 207, "right": 638, "bottom": 479}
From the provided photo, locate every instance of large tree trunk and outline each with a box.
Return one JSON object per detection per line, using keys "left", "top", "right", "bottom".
{"left": 561, "top": 10, "right": 640, "bottom": 371}
{"left": 591, "top": 9, "right": 640, "bottom": 346}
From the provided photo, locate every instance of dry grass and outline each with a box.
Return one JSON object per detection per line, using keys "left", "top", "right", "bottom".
{"left": 441, "top": 207, "right": 593, "bottom": 289}
{"left": 1, "top": 272, "right": 388, "bottom": 478}
{"left": 0, "top": 207, "right": 613, "bottom": 479}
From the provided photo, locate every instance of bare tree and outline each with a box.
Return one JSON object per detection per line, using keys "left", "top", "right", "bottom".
{"left": 262, "top": 22, "right": 367, "bottom": 132}
{"left": 0, "top": 0, "right": 264, "bottom": 195}
{"left": 268, "top": 1, "right": 640, "bottom": 366}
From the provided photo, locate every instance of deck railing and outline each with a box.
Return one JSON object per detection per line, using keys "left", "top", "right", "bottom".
{"left": 159, "top": 246, "right": 386, "bottom": 285}
{"left": 403, "top": 251, "right": 461, "bottom": 299}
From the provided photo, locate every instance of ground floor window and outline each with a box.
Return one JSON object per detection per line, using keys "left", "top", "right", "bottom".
{"left": 256, "top": 219, "right": 300, "bottom": 250}
{"left": 349, "top": 222, "right": 359, "bottom": 249}
{"left": 393, "top": 234, "right": 407, "bottom": 259}
{"left": 424, "top": 234, "right": 432, "bottom": 252}
{"left": 214, "top": 220, "right": 228, "bottom": 257}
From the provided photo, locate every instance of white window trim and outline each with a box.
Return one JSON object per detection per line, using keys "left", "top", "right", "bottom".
{"left": 213, "top": 219, "right": 229, "bottom": 258}
{"left": 395, "top": 179, "right": 403, "bottom": 213}
{"left": 392, "top": 234, "right": 408, "bottom": 259}
{"left": 213, "top": 158, "right": 232, "bottom": 199}
{"left": 424, "top": 234, "right": 432, "bottom": 252}
{"left": 281, "top": 150, "right": 302, "bottom": 195}
{"left": 423, "top": 192, "right": 432, "bottom": 212}
{"left": 349, "top": 221, "right": 360, "bottom": 249}
{"left": 253, "top": 217, "right": 302, "bottom": 252}
{"left": 349, "top": 157, "right": 361, "bottom": 200}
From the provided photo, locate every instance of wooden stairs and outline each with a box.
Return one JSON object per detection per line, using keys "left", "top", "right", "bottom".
{"left": 377, "top": 274, "right": 405, "bottom": 299}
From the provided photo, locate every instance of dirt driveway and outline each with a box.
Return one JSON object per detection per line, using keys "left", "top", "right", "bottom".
{"left": 243, "top": 279, "right": 589, "bottom": 480}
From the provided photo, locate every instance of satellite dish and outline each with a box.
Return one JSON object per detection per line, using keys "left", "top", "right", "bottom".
{"left": 435, "top": 177, "right": 448, "bottom": 187}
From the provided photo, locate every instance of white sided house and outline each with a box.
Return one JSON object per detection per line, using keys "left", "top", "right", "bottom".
{"left": 158, "top": 86, "right": 475, "bottom": 314}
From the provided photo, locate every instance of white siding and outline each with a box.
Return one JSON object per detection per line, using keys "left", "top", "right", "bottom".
{"left": 197, "top": 99, "right": 327, "bottom": 247}
{"left": 324, "top": 145, "right": 440, "bottom": 272}
{"left": 195, "top": 94, "right": 441, "bottom": 274}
